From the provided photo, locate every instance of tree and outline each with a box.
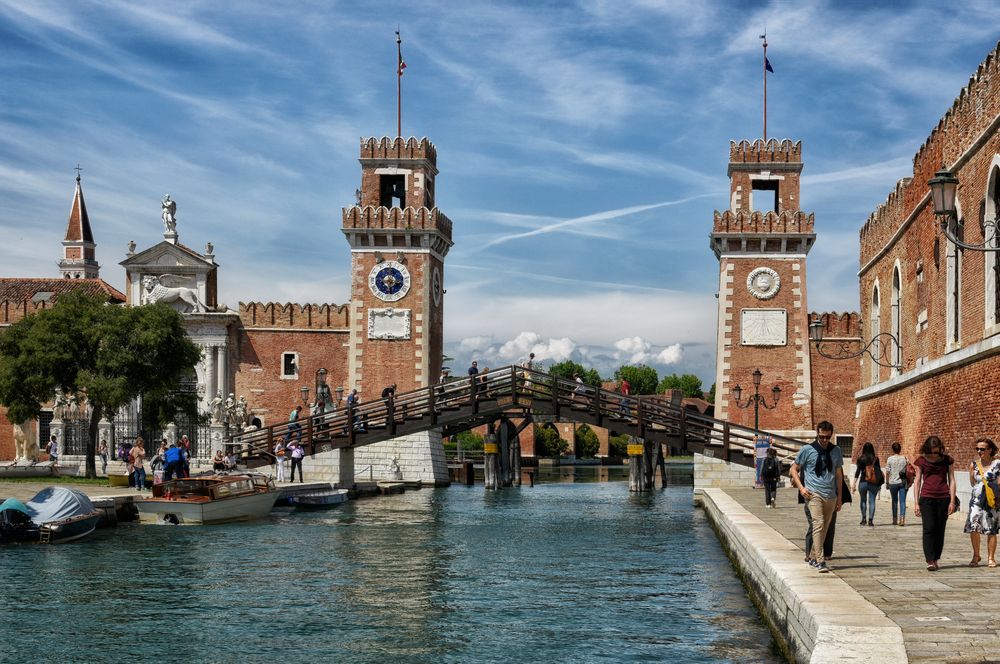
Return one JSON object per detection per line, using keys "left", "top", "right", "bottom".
{"left": 574, "top": 424, "right": 600, "bottom": 458}
{"left": 657, "top": 373, "right": 704, "bottom": 398}
{"left": 707, "top": 383, "right": 716, "bottom": 403}
{"left": 0, "top": 292, "right": 202, "bottom": 478}
{"left": 534, "top": 424, "right": 568, "bottom": 457}
{"left": 548, "top": 360, "right": 602, "bottom": 387}
{"left": 614, "top": 364, "right": 659, "bottom": 395}
{"left": 608, "top": 433, "right": 629, "bottom": 458}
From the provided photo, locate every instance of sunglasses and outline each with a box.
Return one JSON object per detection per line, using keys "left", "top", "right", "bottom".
{"left": 976, "top": 447, "right": 990, "bottom": 452}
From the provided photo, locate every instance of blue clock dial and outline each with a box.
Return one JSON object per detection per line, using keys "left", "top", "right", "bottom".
{"left": 375, "top": 267, "right": 404, "bottom": 295}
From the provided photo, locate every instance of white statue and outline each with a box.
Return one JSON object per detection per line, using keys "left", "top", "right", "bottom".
{"left": 236, "top": 396, "right": 248, "bottom": 429}
{"left": 208, "top": 391, "right": 224, "bottom": 425}
{"left": 13, "top": 424, "right": 40, "bottom": 463}
{"left": 389, "top": 457, "right": 402, "bottom": 480}
{"left": 225, "top": 393, "right": 237, "bottom": 428}
{"left": 161, "top": 194, "right": 177, "bottom": 233}
{"left": 53, "top": 392, "right": 68, "bottom": 421}
{"left": 142, "top": 275, "right": 205, "bottom": 313}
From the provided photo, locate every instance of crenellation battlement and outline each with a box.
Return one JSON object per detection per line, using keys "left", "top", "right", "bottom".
{"left": 729, "top": 139, "right": 802, "bottom": 164}
{"left": 342, "top": 206, "right": 453, "bottom": 240}
{"left": 360, "top": 136, "right": 437, "bottom": 163}
{"left": 239, "top": 302, "right": 350, "bottom": 330}
{"left": 712, "top": 209, "right": 814, "bottom": 234}
{"left": 810, "top": 311, "right": 861, "bottom": 338}
{"left": 859, "top": 178, "right": 911, "bottom": 242}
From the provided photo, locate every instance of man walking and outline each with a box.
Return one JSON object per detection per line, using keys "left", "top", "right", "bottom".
{"left": 790, "top": 421, "right": 843, "bottom": 573}
{"left": 284, "top": 405, "right": 303, "bottom": 443}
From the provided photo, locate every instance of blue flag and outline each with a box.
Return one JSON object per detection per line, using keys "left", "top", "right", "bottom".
{"left": 765, "top": 57, "right": 774, "bottom": 73}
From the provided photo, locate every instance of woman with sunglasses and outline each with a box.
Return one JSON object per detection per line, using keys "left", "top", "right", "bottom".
{"left": 964, "top": 437, "right": 1000, "bottom": 568}
{"left": 913, "top": 435, "right": 957, "bottom": 571}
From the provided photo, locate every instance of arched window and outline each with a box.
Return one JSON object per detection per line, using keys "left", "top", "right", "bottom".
{"left": 891, "top": 264, "right": 902, "bottom": 373}
{"left": 985, "top": 163, "right": 1000, "bottom": 330}
{"left": 870, "top": 282, "right": 881, "bottom": 385}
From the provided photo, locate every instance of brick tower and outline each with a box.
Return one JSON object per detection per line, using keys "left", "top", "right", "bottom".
{"left": 341, "top": 136, "right": 453, "bottom": 484}
{"left": 59, "top": 172, "right": 100, "bottom": 279}
{"left": 710, "top": 139, "right": 816, "bottom": 438}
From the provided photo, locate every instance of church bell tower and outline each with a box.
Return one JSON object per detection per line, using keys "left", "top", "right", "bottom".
{"left": 59, "top": 172, "right": 100, "bottom": 280}
{"left": 711, "top": 139, "right": 816, "bottom": 438}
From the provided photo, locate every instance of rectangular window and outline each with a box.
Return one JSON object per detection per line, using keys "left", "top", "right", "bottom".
{"left": 752, "top": 180, "right": 779, "bottom": 213}
{"left": 281, "top": 352, "right": 298, "bottom": 379}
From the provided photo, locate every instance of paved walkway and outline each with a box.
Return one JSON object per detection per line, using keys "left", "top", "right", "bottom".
{"left": 726, "top": 488, "right": 1000, "bottom": 663}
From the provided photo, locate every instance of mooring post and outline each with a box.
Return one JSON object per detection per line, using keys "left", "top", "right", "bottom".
{"left": 628, "top": 437, "right": 644, "bottom": 493}
{"left": 484, "top": 432, "right": 499, "bottom": 490}
{"left": 499, "top": 417, "right": 512, "bottom": 487}
{"left": 512, "top": 428, "right": 522, "bottom": 487}
{"left": 642, "top": 439, "right": 655, "bottom": 490}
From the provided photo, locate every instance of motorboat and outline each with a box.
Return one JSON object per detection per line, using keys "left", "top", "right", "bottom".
{"left": 0, "top": 487, "right": 100, "bottom": 544}
{"left": 291, "top": 488, "right": 349, "bottom": 510}
{"left": 134, "top": 474, "right": 278, "bottom": 525}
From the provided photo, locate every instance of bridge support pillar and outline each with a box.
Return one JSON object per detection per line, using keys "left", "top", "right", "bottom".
{"left": 484, "top": 433, "right": 499, "bottom": 490}
{"left": 338, "top": 447, "right": 355, "bottom": 488}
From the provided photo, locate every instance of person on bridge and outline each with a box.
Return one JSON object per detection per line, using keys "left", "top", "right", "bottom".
{"left": 284, "top": 405, "right": 303, "bottom": 443}
{"left": 618, "top": 378, "right": 631, "bottom": 415}
{"left": 790, "top": 421, "right": 843, "bottom": 573}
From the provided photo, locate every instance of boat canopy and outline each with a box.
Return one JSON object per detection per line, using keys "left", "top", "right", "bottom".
{"left": 25, "top": 487, "right": 96, "bottom": 524}
{"left": 0, "top": 498, "right": 31, "bottom": 516}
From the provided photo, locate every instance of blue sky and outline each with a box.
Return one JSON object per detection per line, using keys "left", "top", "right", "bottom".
{"left": 1, "top": 1, "right": 998, "bottom": 388}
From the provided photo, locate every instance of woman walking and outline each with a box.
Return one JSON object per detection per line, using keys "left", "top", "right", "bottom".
{"left": 884, "top": 442, "right": 910, "bottom": 526}
{"left": 965, "top": 437, "right": 1000, "bottom": 568}
{"left": 852, "top": 442, "right": 884, "bottom": 526}
{"left": 130, "top": 437, "right": 147, "bottom": 493}
{"left": 914, "top": 436, "right": 958, "bottom": 571}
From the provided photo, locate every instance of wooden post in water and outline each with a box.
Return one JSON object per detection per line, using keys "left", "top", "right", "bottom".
{"left": 499, "top": 417, "right": 512, "bottom": 487}
{"left": 657, "top": 442, "right": 668, "bottom": 488}
{"left": 642, "top": 439, "right": 655, "bottom": 490}
{"left": 512, "top": 426, "right": 522, "bottom": 487}
{"left": 484, "top": 432, "right": 499, "bottom": 490}
{"left": 628, "top": 438, "right": 645, "bottom": 492}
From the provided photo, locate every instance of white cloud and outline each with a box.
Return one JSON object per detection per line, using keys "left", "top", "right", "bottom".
{"left": 613, "top": 336, "right": 652, "bottom": 364}
{"left": 656, "top": 344, "right": 683, "bottom": 365}
{"left": 458, "top": 336, "right": 495, "bottom": 353}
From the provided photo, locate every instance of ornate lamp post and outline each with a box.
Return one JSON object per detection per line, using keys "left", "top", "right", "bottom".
{"left": 315, "top": 368, "right": 331, "bottom": 410}
{"left": 300, "top": 385, "right": 310, "bottom": 406}
{"left": 928, "top": 167, "right": 999, "bottom": 252}
{"left": 731, "top": 368, "right": 780, "bottom": 431}
{"left": 809, "top": 315, "right": 903, "bottom": 370}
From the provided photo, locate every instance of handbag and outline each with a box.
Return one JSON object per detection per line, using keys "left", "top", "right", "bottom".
{"left": 976, "top": 459, "right": 997, "bottom": 509}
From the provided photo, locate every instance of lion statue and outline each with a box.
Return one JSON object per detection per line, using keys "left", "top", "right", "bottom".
{"left": 13, "top": 423, "right": 40, "bottom": 463}
{"left": 142, "top": 274, "right": 205, "bottom": 313}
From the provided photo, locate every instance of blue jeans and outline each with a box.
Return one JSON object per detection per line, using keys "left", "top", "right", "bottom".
{"left": 858, "top": 481, "right": 879, "bottom": 521}
{"left": 134, "top": 467, "right": 147, "bottom": 491}
{"left": 284, "top": 422, "right": 302, "bottom": 443}
{"left": 888, "top": 483, "right": 907, "bottom": 519}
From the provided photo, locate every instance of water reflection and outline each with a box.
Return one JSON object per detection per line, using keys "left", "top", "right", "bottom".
{"left": 0, "top": 473, "right": 777, "bottom": 663}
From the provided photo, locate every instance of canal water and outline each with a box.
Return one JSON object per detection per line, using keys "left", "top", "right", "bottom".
{"left": 0, "top": 467, "right": 779, "bottom": 663}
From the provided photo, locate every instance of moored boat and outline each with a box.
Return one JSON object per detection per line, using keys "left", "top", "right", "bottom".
{"left": 134, "top": 474, "right": 278, "bottom": 525}
{"left": 0, "top": 487, "right": 100, "bottom": 544}
{"left": 291, "top": 488, "right": 349, "bottom": 510}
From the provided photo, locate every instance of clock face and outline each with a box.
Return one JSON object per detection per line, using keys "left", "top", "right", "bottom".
{"left": 432, "top": 267, "right": 442, "bottom": 307}
{"left": 746, "top": 267, "right": 780, "bottom": 300}
{"left": 368, "top": 260, "right": 411, "bottom": 302}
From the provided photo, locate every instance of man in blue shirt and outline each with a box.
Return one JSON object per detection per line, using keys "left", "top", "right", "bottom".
{"left": 163, "top": 443, "right": 182, "bottom": 482}
{"left": 790, "top": 421, "right": 843, "bottom": 573}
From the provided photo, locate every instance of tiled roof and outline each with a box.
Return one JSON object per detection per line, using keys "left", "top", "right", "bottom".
{"left": 64, "top": 176, "right": 94, "bottom": 243}
{"left": 0, "top": 278, "right": 125, "bottom": 303}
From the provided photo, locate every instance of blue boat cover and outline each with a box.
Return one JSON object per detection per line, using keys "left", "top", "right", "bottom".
{"left": 25, "top": 487, "right": 96, "bottom": 524}
{"left": 0, "top": 498, "right": 31, "bottom": 515}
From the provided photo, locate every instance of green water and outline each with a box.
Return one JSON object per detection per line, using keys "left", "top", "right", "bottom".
{"left": 0, "top": 473, "right": 779, "bottom": 663}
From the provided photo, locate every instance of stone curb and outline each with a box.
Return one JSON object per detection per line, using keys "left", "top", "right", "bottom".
{"left": 697, "top": 487, "right": 907, "bottom": 664}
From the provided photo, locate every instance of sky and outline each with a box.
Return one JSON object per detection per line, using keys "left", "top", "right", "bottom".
{"left": 1, "top": 1, "right": 998, "bottom": 388}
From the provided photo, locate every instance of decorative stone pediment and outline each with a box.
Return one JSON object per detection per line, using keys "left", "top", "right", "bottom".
{"left": 121, "top": 241, "right": 213, "bottom": 271}
{"left": 121, "top": 240, "right": 218, "bottom": 310}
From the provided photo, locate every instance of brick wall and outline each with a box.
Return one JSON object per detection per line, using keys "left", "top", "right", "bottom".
{"left": 808, "top": 312, "right": 861, "bottom": 433}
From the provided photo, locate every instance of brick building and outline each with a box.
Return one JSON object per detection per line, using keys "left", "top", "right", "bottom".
{"left": 711, "top": 138, "right": 859, "bottom": 443}
{"left": 855, "top": 42, "right": 1000, "bottom": 466}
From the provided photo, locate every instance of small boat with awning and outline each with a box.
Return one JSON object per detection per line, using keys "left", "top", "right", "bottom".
{"left": 0, "top": 487, "right": 100, "bottom": 544}
{"left": 134, "top": 474, "right": 278, "bottom": 525}
{"left": 291, "top": 488, "right": 349, "bottom": 510}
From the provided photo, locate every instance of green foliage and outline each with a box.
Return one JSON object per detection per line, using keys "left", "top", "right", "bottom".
{"left": 456, "top": 429, "right": 484, "bottom": 451}
{"left": 548, "top": 360, "right": 602, "bottom": 387}
{"left": 608, "top": 434, "right": 629, "bottom": 458}
{"left": 613, "top": 364, "right": 659, "bottom": 395}
{"left": 574, "top": 424, "right": 600, "bottom": 459}
{"left": 0, "top": 292, "right": 202, "bottom": 477}
{"left": 534, "top": 424, "right": 568, "bottom": 457}
{"left": 708, "top": 383, "right": 716, "bottom": 404}
{"left": 657, "top": 373, "right": 704, "bottom": 398}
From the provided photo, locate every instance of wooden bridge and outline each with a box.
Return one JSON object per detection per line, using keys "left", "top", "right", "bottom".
{"left": 230, "top": 366, "right": 806, "bottom": 485}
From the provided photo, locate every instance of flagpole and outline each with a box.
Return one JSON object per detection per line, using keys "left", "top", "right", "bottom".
{"left": 761, "top": 33, "right": 768, "bottom": 142}
{"left": 396, "top": 28, "right": 402, "bottom": 138}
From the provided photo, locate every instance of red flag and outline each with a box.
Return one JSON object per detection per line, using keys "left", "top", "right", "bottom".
{"left": 398, "top": 56, "right": 407, "bottom": 76}
{"left": 396, "top": 29, "right": 406, "bottom": 76}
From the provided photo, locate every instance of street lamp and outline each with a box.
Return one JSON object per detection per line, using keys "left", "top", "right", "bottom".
{"left": 809, "top": 314, "right": 903, "bottom": 370}
{"left": 315, "top": 368, "right": 330, "bottom": 410}
{"left": 731, "top": 368, "right": 780, "bottom": 431}
{"left": 300, "top": 385, "right": 310, "bottom": 406}
{"left": 928, "top": 167, "right": 1000, "bottom": 252}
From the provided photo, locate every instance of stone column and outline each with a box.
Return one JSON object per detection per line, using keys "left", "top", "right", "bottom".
{"left": 49, "top": 419, "right": 64, "bottom": 460}
{"left": 204, "top": 343, "right": 217, "bottom": 409}
{"left": 216, "top": 345, "right": 228, "bottom": 398}
{"left": 338, "top": 447, "right": 355, "bottom": 488}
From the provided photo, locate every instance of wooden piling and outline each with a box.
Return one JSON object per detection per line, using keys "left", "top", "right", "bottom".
{"left": 484, "top": 433, "right": 499, "bottom": 490}
{"left": 628, "top": 440, "right": 645, "bottom": 493}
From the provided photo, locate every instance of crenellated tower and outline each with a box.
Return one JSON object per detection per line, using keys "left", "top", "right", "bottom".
{"left": 59, "top": 173, "right": 100, "bottom": 279}
{"left": 342, "top": 136, "right": 453, "bottom": 396}
{"left": 711, "top": 139, "right": 817, "bottom": 438}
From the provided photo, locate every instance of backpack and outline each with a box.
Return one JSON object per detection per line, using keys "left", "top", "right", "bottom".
{"left": 864, "top": 464, "right": 876, "bottom": 483}
{"left": 762, "top": 457, "right": 780, "bottom": 481}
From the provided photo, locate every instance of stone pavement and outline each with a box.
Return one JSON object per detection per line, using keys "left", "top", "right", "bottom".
{"left": 726, "top": 487, "right": 1000, "bottom": 663}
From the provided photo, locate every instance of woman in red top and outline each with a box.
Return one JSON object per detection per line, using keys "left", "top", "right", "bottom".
{"left": 913, "top": 435, "right": 958, "bottom": 570}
